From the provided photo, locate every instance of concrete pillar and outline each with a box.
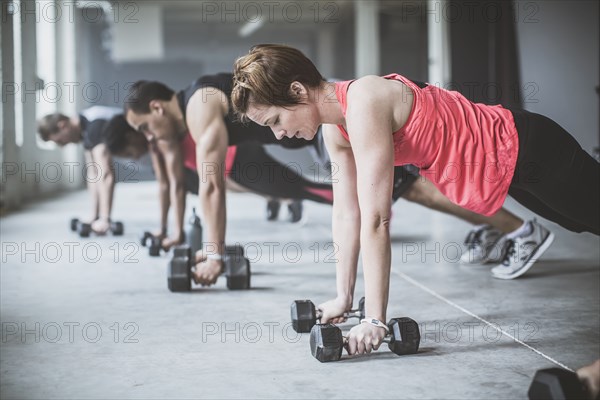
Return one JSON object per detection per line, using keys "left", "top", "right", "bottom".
{"left": 35, "top": 0, "right": 57, "bottom": 118}
{"left": 1, "top": 1, "right": 21, "bottom": 209}
{"left": 18, "top": 0, "right": 39, "bottom": 198}
{"left": 55, "top": 0, "right": 82, "bottom": 189}
{"left": 427, "top": 0, "right": 451, "bottom": 86}
{"left": 55, "top": 0, "right": 77, "bottom": 115}
{"left": 355, "top": 0, "right": 380, "bottom": 77}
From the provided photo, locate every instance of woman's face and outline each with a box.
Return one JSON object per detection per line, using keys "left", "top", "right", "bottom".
{"left": 246, "top": 101, "right": 321, "bottom": 141}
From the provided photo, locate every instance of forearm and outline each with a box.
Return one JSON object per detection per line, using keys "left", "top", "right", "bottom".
{"left": 97, "top": 174, "right": 115, "bottom": 220}
{"left": 331, "top": 207, "right": 361, "bottom": 307}
{"left": 170, "top": 182, "right": 186, "bottom": 237}
{"left": 200, "top": 182, "right": 226, "bottom": 255}
{"left": 158, "top": 183, "right": 170, "bottom": 231}
{"left": 87, "top": 180, "right": 100, "bottom": 220}
{"left": 84, "top": 152, "right": 99, "bottom": 220}
{"left": 359, "top": 218, "right": 391, "bottom": 322}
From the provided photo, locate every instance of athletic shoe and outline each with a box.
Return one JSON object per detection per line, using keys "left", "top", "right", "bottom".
{"left": 266, "top": 200, "right": 280, "bottom": 221}
{"left": 484, "top": 234, "right": 509, "bottom": 263}
{"left": 460, "top": 225, "right": 505, "bottom": 264}
{"left": 491, "top": 220, "right": 554, "bottom": 280}
{"left": 288, "top": 200, "right": 303, "bottom": 223}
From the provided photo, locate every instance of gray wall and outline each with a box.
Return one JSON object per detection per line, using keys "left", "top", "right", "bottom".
{"left": 75, "top": 2, "right": 431, "bottom": 182}
{"left": 3, "top": 0, "right": 599, "bottom": 208}
{"left": 515, "top": 0, "right": 599, "bottom": 154}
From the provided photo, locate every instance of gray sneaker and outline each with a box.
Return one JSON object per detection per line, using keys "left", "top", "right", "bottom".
{"left": 460, "top": 225, "right": 505, "bottom": 264}
{"left": 491, "top": 220, "right": 554, "bottom": 280}
{"left": 484, "top": 234, "right": 509, "bottom": 263}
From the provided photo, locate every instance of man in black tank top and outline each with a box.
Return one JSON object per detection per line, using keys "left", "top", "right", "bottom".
{"left": 178, "top": 73, "right": 317, "bottom": 148}
{"left": 124, "top": 74, "right": 319, "bottom": 286}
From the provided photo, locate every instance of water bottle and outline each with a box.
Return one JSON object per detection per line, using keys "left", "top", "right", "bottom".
{"left": 187, "top": 207, "right": 203, "bottom": 255}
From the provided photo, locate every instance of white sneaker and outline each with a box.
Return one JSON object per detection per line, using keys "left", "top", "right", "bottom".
{"left": 460, "top": 225, "right": 505, "bottom": 264}
{"left": 491, "top": 220, "right": 554, "bottom": 280}
{"left": 484, "top": 234, "right": 509, "bottom": 263}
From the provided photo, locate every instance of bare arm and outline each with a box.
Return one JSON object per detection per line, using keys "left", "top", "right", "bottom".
{"left": 90, "top": 143, "right": 115, "bottom": 226}
{"left": 148, "top": 141, "right": 170, "bottom": 234}
{"left": 84, "top": 150, "right": 99, "bottom": 221}
{"left": 187, "top": 88, "right": 229, "bottom": 258}
{"left": 157, "top": 139, "right": 186, "bottom": 244}
{"left": 345, "top": 77, "right": 396, "bottom": 324}
{"left": 321, "top": 124, "right": 361, "bottom": 315}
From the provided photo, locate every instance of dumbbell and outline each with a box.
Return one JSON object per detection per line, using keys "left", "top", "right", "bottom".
{"left": 167, "top": 244, "right": 250, "bottom": 291}
{"left": 110, "top": 221, "right": 124, "bottom": 236}
{"left": 309, "top": 317, "right": 421, "bottom": 363}
{"left": 140, "top": 231, "right": 162, "bottom": 257}
{"left": 291, "top": 297, "right": 365, "bottom": 333}
{"left": 70, "top": 218, "right": 123, "bottom": 237}
{"left": 528, "top": 368, "right": 589, "bottom": 400}
{"left": 70, "top": 218, "right": 91, "bottom": 238}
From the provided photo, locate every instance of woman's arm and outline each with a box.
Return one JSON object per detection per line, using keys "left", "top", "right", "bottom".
{"left": 319, "top": 124, "right": 361, "bottom": 321}
{"left": 345, "top": 76, "right": 396, "bottom": 338}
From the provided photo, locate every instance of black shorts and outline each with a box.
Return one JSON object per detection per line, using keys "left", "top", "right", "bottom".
{"left": 507, "top": 108, "right": 599, "bottom": 234}
{"left": 184, "top": 167, "right": 199, "bottom": 195}
{"left": 310, "top": 129, "right": 419, "bottom": 202}
{"left": 392, "top": 165, "right": 420, "bottom": 201}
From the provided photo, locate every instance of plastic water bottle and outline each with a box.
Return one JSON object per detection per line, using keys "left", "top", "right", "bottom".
{"left": 187, "top": 207, "right": 203, "bottom": 255}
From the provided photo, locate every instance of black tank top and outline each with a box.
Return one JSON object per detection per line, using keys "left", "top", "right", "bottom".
{"left": 176, "top": 73, "right": 313, "bottom": 148}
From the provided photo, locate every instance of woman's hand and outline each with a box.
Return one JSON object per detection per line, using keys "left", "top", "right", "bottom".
{"left": 318, "top": 297, "right": 353, "bottom": 324}
{"left": 193, "top": 250, "right": 207, "bottom": 264}
{"left": 346, "top": 322, "right": 387, "bottom": 355}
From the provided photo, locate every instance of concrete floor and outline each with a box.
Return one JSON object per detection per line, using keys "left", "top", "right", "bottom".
{"left": 1, "top": 182, "right": 599, "bottom": 399}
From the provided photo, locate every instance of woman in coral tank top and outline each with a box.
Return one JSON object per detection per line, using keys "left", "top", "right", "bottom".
{"left": 231, "top": 44, "right": 599, "bottom": 358}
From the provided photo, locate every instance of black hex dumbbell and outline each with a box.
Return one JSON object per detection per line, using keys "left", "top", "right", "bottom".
{"left": 70, "top": 218, "right": 123, "bottom": 237}
{"left": 110, "top": 221, "right": 124, "bottom": 236}
{"left": 528, "top": 368, "right": 589, "bottom": 400}
{"left": 309, "top": 317, "right": 421, "bottom": 363}
{"left": 141, "top": 231, "right": 162, "bottom": 257}
{"left": 167, "top": 245, "right": 250, "bottom": 292}
{"left": 70, "top": 218, "right": 92, "bottom": 238}
{"left": 290, "top": 297, "right": 365, "bottom": 333}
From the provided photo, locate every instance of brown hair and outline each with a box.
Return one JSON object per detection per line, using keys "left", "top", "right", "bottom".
{"left": 124, "top": 80, "right": 175, "bottom": 114}
{"left": 231, "top": 44, "right": 325, "bottom": 121}
{"left": 37, "top": 113, "right": 69, "bottom": 141}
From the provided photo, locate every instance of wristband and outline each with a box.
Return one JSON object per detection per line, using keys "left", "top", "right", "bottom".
{"left": 360, "top": 318, "right": 389, "bottom": 333}
{"left": 207, "top": 254, "right": 223, "bottom": 261}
